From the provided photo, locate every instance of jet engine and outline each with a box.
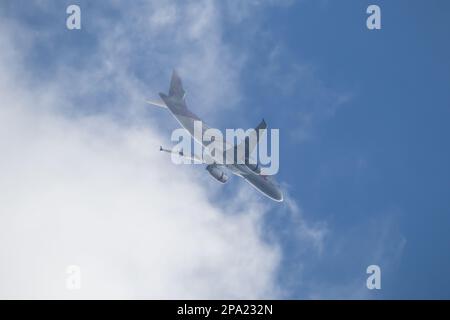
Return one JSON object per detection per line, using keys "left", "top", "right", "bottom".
{"left": 206, "top": 164, "right": 228, "bottom": 183}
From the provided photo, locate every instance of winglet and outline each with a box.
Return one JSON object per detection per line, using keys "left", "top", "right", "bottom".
{"left": 257, "top": 118, "right": 267, "bottom": 131}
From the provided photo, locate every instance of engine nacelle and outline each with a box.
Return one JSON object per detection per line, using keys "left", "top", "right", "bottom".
{"left": 206, "top": 165, "right": 228, "bottom": 183}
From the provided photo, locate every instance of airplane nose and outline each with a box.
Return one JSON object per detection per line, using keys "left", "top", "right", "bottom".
{"left": 268, "top": 186, "right": 283, "bottom": 202}
{"left": 273, "top": 190, "right": 283, "bottom": 202}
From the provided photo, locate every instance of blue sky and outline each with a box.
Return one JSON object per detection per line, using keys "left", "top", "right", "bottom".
{"left": 1, "top": 0, "right": 449, "bottom": 299}
{"left": 265, "top": 0, "right": 450, "bottom": 298}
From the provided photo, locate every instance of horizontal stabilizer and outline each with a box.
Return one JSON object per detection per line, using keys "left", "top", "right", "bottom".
{"left": 145, "top": 99, "right": 167, "bottom": 108}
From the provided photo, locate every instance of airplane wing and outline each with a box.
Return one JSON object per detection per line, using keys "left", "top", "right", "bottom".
{"left": 230, "top": 118, "right": 267, "bottom": 164}
{"left": 159, "top": 145, "right": 208, "bottom": 164}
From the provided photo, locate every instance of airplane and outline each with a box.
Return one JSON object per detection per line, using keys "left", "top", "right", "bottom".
{"left": 146, "top": 70, "right": 283, "bottom": 202}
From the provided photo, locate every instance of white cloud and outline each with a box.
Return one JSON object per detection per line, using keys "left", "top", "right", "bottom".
{"left": 0, "top": 50, "right": 281, "bottom": 300}
{"left": 0, "top": 0, "right": 328, "bottom": 299}
{"left": 0, "top": 102, "right": 281, "bottom": 299}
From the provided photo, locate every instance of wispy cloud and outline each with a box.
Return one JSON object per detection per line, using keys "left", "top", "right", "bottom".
{"left": 260, "top": 44, "right": 353, "bottom": 142}
{"left": 0, "top": 0, "right": 326, "bottom": 299}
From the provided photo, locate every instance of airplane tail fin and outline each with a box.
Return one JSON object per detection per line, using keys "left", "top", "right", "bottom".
{"left": 168, "top": 70, "right": 186, "bottom": 100}
{"left": 159, "top": 70, "right": 187, "bottom": 108}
